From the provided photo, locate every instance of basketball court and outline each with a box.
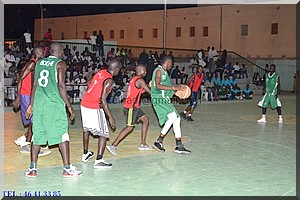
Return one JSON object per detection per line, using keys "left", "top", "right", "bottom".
{"left": 3, "top": 94, "right": 296, "bottom": 196}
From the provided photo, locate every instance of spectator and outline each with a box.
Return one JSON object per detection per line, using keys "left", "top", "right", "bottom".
{"left": 212, "top": 72, "right": 220, "bottom": 99}
{"left": 87, "top": 31, "right": 97, "bottom": 53}
{"left": 242, "top": 84, "right": 253, "bottom": 99}
{"left": 233, "top": 62, "right": 240, "bottom": 78}
{"left": 11, "top": 42, "right": 21, "bottom": 58}
{"left": 204, "top": 76, "right": 215, "bottom": 101}
{"left": 70, "top": 46, "right": 77, "bottom": 57}
{"left": 239, "top": 64, "right": 248, "bottom": 79}
{"left": 23, "top": 30, "right": 32, "bottom": 48}
{"left": 96, "top": 30, "right": 104, "bottom": 57}
{"left": 224, "top": 62, "right": 233, "bottom": 77}
{"left": 220, "top": 49, "right": 227, "bottom": 68}
{"left": 4, "top": 49, "right": 16, "bottom": 77}
{"left": 231, "top": 84, "right": 242, "bottom": 100}
{"left": 44, "top": 28, "right": 52, "bottom": 43}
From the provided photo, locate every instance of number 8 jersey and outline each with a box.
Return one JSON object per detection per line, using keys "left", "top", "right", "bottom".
{"left": 34, "top": 55, "right": 64, "bottom": 104}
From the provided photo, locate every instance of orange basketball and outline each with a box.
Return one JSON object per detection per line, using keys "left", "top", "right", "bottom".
{"left": 175, "top": 85, "right": 191, "bottom": 99}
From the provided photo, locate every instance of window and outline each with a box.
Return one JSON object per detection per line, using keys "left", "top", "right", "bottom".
{"left": 271, "top": 23, "right": 278, "bottom": 35}
{"left": 84, "top": 31, "right": 87, "bottom": 39}
{"left": 203, "top": 27, "right": 208, "bottom": 37}
{"left": 176, "top": 27, "right": 181, "bottom": 37}
{"left": 120, "top": 30, "right": 125, "bottom": 39}
{"left": 153, "top": 28, "right": 158, "bottom": 38}
{"left": 138, "top": 29, "right": 143, "bottom": 38}
{"left": 110, "top": 30, "right": 114, "bottom": 39}
{"left": 61, "top": 33, "right": 65, "bottom": 40}
{"left": 241, "top": 25, "right": 248, "bottom": 36}
{"left": 190, "top": 27, "right": 195, "bottom": 37}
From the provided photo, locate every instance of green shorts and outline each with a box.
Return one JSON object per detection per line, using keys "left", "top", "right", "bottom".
{"left": 32, "top": 100, "right": 69, "bottom": 146}
{"left": 151, "top": 95, "right": 178, "bottom": 126}
{"left": 258, "top": 93, "right": 282, "bottom": 109}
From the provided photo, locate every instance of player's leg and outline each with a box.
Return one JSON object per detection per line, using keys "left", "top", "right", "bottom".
{"left": 82, "top": 131, "right": 94, "bottom": 162}
{"left": 80, "top": 105, "right": 94, "bottom": 162}
{"left": 107, "top": 126, "right": 134, "bottom": 156}
{"left": 186, "top": 91, "right": 198, "bottom": 121}
{"left": 153, "top": 111, "right": 177, "bottom": 153}
{"left": 172, "top": 116, "right": 191, "bottom": 154}
{"left": 138, "top": 115, "right": 151, "bottom": 150}
{"left": 94, "top": 109, "right": 112, "bottom": 169}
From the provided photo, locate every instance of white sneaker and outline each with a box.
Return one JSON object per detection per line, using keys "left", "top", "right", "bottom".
{"left": 106, "top": 145, "right": 118, "bottom": 156}
{"left": 257, "top": 117, "right": 266, "bottom": 123}
{"left": 81, "top": 151, "right": 94, "bottom": 162}
{"left": 278, "top": 117, "right": 283, "bottom": 124}
{"left": 15, "top": 135, "right": 30, "bottom": 147}
{"left": 63, "top": 165, "right": 82, "bottom": 177}
{"left": 94, "top": 159, "right": 112, "bottom": 169}
{"left": 138, "top": 144, "right": 152, "bottom": 151}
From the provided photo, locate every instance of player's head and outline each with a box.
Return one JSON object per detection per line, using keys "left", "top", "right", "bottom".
{"left": 270, "top": 64, "right": 276, "bottom": 73}
{"left": 161, "top": 56, "right": 172, "bottom": 71}
{"left": 32, "top": 45, "right": 44, "bottom": 60}
{"left": 135, "top": 64, "right": 147, "bottom": 77}
{"left": 108, "top": 59, "right": 122, "bottom": 76}
{"left": 50, "top": 43, "right": 64, "bottom": 59}
{"left": 196, "top": 65, "right": 203, "bottom": 73}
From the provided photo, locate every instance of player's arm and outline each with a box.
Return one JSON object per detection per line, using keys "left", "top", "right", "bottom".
{"left": 277, "top": 76, "right": 281, "bottom": 96}
{"left": 12, "top": 61, "right": 35, "bottom": 109}
{"left": 25, "top": 69, "right": 37, "bottom": 119}
{"left": 155, "top": 69, "right": 183, "bottom": 91}
{"left": 57, "top": 61, "right": 74, "bottom": 120}
{"left": 136, "top": 78, "right": 150, "bottom": 95}
{"left": 186, "top": 74, "right": 195, "bottom": 87}
{"left": 101, "top": 79, "right": 116, "bottom": 129}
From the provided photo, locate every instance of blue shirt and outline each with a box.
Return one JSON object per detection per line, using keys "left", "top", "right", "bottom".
{"left": 212, "top": 76, "right": 220, "bottom": 86}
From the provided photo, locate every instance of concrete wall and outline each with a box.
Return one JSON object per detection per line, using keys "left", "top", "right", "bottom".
{"left": 34, "top": 4, "right": 296, "bottom": 59}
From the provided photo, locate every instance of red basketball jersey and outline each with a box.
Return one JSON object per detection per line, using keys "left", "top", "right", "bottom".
{"left": 124, "top": 76, "right": 143, "bottom": 109}
{"left": 20, "top": 58, "right": 37, "bottom": 95}
{"left": 192, "top": 72, "right": 204, "bottom": 92}
{"left": 81, "top": 69, "right": 112, "bottom": 109}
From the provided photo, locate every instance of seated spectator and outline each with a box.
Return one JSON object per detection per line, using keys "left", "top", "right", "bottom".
{"left": 252, "top": 72, "right": 262, "bottom": 88}
{"left": 107, "top": 48, "right": 115, "bottom": 61}
{"left": 179, "top": 67, "right": 188, "bottom": 84}
{"left": 204, "top": 76, "right": 215, "bottom": 101}
{"left": 242, "top": 84, "right": 253, "bottom": 99}
{"left": 224, "top": 62, "right": 233, "bottom": 76}
{"left": 233, "top": 62, "right": 241, "bottom": 78}
{"left": 239, "top": 64, "right": 248, "bottom": 79}
{"left": 212, "top": 72, "right": 220, "bottom": 99}
{"left": 171, "top": 65, "right": 180, "bottom": 84}
{"left": 231, "top": 84, "right": 242, "bottom": 100}
{"left": 219, "top": 75, "right": 231, "bottom": 100}
{"left": 229, "top": 75, "right": 237, "bottom": 86}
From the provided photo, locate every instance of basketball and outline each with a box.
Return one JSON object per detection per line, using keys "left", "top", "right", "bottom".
{"left": 175, "top": 85, "right": 191, "bottom": 99}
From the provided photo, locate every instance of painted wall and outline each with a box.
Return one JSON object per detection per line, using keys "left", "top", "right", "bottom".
{"left": 34, "top": 4, "right": 296, "bottom": 59}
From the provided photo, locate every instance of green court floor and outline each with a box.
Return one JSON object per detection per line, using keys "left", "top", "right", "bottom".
{"left": 3, "top": 94, "right": 296, "bottom": 196}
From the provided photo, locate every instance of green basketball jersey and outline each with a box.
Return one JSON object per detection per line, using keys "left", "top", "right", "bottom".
{"left": 151, "top": 65, "right": 174, "bottom": 98}
{"left": 34, "top": 56, "right": 64, "bottom": 104}
{"left": 265, "top": 72, "right": 278, "bottom": 94}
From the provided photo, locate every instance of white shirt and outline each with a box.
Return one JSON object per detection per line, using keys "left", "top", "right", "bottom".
{"left": 4, "top": 54, "right": 16, "bottom": 67}
{"left": 89, "top": 35, "right": 97, "bottom": 45}
{"left": 24, "top": 32, "right": 32, "bottom": 43}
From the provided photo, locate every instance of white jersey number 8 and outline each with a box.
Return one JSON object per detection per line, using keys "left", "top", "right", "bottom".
{"left": 38, "top": 69, "right": 49, "bottom": 87}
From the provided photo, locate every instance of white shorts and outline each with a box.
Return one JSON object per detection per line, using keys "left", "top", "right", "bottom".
{"left": 80, "top": 105, "right": 109, "bottom": 138}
